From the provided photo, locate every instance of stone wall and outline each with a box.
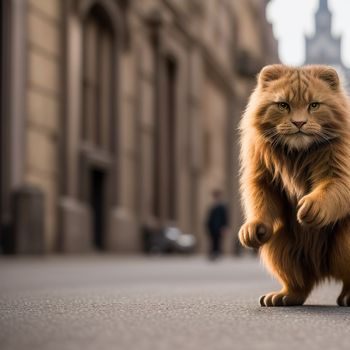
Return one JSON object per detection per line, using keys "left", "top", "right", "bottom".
{"left": 24, "top": 0, "right": 62, "bottom": 252}
{"left": 1, "top": 0, "right": 278, "bottom": 255}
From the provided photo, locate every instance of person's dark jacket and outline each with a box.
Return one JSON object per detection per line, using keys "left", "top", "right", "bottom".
{"left": 206, "top": 203, "right": 228, "bottom": 235}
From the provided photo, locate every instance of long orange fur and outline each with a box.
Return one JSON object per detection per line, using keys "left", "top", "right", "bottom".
{"left": 239, "top": 64, "right": 350, "bottom": 306}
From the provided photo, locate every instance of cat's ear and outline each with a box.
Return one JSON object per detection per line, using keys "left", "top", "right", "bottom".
{"left": 258, "top": 64, "right": 286, "bottom": 87}
{"left": 311, "top": 66, "right": 340, "bottom": 90}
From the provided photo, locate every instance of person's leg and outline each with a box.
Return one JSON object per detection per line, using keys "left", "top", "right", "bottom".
{"left": 210, "top": 233, "right": 222, "bottom": 259}
{"left": 212, "top": 233, "right": 218, "bottom": 255}
{"left": 216, "top": 233, "right": 222, "bottom": 256}
{"left": 207, "top": 232, "right": 215, "bottom": 258}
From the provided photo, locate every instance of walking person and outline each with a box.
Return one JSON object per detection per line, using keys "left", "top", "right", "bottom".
{"left": 205, "top": 189, "right": 229, "bottom": 260}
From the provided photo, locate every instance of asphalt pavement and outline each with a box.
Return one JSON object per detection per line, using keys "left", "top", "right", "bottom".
{"left": 0, "top": 255, "right": 349, "bottom": 350}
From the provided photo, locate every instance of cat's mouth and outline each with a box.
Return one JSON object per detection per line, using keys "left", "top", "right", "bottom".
{"left": 276, "top": 127, "right": 312, "bottom": 136}
{"left": 288, "top": 129, "right": 317, "bottom": 136}
{"left": 285, "top": 130, "right": 309, "bottom": 136}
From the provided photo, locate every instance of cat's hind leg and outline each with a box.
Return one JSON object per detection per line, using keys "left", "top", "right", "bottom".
{"left": 259, "top": 284, "right": 313, "bottom": 307}
{"left": 337, "top": 282, "right": 350, "bottom": 306}
{"left": 329, "top": 220, "right": 350, "bottom": 306}
{"left": 259, "top": 229, "right": 315, "bottom": 307}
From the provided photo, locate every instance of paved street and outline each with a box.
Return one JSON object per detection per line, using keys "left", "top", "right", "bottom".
{"left": 0, "top": 255, "right": 349, "bottom": 350}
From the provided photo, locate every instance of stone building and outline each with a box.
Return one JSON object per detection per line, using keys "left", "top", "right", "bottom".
{"left": 305, "top": 0, "right": 350, "bottom": 90}
{"left": 0, "top": 0, "right": 278, "bottom": 254}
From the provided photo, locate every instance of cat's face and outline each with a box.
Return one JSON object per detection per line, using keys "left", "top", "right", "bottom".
{"left": 254, "top": 65, "right": 344, "bottom": 151}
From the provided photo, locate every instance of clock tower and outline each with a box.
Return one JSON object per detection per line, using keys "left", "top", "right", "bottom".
{"left": 305, "top": 0, "right": 350, "bottom": 90}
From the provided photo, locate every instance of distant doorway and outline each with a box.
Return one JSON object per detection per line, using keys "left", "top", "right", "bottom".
{"left": 90, "top": 168, "right": 106, "bottom": 250}
{"left": 80, "top": 4, "right": 117, "bottom": 251}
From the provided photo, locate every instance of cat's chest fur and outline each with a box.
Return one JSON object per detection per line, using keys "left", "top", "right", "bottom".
{"left": 279, "top": 168, "right": 308, "bottom": 202}
{"left": 270, "top": 156, "right": 311, "bottom": 203}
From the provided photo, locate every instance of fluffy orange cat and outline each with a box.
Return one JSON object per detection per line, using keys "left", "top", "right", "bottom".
{"left": 239, "top": 64, "right": 350, "bottom": 306}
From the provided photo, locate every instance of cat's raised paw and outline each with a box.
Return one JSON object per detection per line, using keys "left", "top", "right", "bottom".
{"left": 297, "top": 194, "right": 328, "bottom": 228}
{"left": 238, "top": 221, "right": 272, "bottom": 249}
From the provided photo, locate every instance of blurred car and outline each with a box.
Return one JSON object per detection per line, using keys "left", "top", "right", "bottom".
{"left": 142, "top": 226, "right": 196, "bottom": 254}
{"left": 163, "top": 227, "right": 196, "bottom": 253}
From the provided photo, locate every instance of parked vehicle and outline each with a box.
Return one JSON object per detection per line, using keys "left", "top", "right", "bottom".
{"left": 142, "top": 226, "right": 196, "bottom": 254}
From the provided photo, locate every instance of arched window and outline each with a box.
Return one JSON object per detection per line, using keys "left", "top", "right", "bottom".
{"left": 60, "top": 0, "right": 123, "bottom": 252}
{"left": 81, "top": 5, "right": 116, "bottom": 250}
{"left": 165, "top": 56, "right": 177, "bottom": 221}
{"left": 81, "top": 5, "right": 114, "bottom": 152}
{"left": 153, "top": 55, "right": 178, "bottom": 222}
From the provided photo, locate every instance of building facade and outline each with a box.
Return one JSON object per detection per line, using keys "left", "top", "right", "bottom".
{"left": 0, "top": 0, "right": 278, "bottom": 254}
{"left": 305, "top": 0, "right": 350, "bottom": 90}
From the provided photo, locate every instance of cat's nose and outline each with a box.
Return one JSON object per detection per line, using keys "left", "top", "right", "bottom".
{"left": 292, "top": 121, "right": 306, "bottom": 129}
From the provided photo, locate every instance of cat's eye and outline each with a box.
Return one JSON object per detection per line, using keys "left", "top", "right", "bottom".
{"left": 277, "top": 102, "right": 290, "bottom": 111}
{"left": 309, "top": 102, "right": 320, "bottom": 111}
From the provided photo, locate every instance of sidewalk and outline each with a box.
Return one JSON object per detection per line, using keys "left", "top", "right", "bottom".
{"left": 0, "top": 256, "right": 349, "bottom": 350}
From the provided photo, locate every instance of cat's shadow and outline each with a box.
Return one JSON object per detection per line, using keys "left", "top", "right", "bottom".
{"left": 257, "top": 304, "right": 350, "bottom": 316}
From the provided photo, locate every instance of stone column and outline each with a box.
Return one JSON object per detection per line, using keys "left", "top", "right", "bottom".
{"left": 12, "top": 186, "right": 45, "bottom": 254}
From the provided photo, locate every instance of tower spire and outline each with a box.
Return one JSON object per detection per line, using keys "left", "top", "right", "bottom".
{"left": 315, "top": 0, "right": 332, "bottom": 33}
{"left": 319, "top": 0, "right": 329, "bottom": 12}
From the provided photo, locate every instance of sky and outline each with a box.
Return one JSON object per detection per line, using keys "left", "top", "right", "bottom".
{"left": 267, "top": 0, "right": 350, "bottom": 67}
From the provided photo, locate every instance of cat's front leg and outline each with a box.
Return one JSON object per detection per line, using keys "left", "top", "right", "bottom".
{"left": 297, "top": 182, "right": 350, "bottom": 227}
{"left": 239, "top": 221, "right": 273, "bottom": 249}
{"left": 239, "top": 162, "right": 284, "bottom": 248}
{"left": 239, "top": 186, "right": 281, "bottom": 249}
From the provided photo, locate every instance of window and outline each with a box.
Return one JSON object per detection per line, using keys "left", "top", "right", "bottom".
{"left": 81, "top": 6, "right": 114, "bottom": 152}
{"left": 153, "top": 55, "right": 178, "bottom": 221}
{"left": 80, "top": 4, "right": 117, "bottom": 250}
{"left": 165, "top": 57, "right": 177, "bottom": 221}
